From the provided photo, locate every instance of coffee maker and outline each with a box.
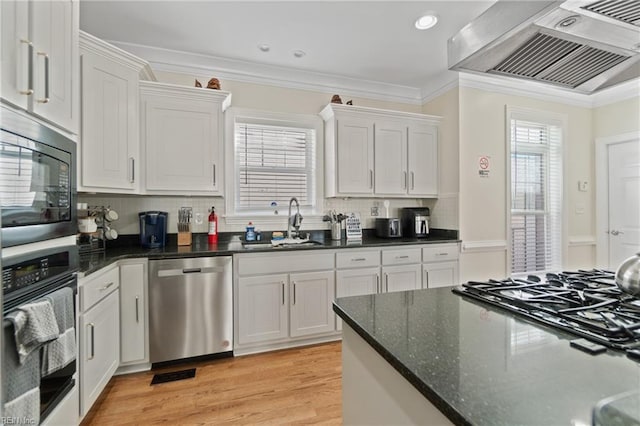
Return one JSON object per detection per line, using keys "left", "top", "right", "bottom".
{"left": 401, "top": 207, "right": 430, "bottom": 238}
{"left": 139, "top": 211, "right": 168, "bottom": 248}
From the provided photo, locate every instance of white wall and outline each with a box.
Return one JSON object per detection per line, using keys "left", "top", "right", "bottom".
{"left": 593, "top": 97, "right": 640, "bottom": 138}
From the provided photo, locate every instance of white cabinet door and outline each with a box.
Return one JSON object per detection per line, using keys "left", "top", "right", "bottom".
{"left": 423, "top": 261, "right": 459, "bottom": 289}
{"left": 382, "top": 264, "right": 422, "bottom": 293}
{"left": 119, "top": 262, "right": 147, "bottom": 365}
{"left": 374, "top": 121, "right": 407, "bottom": 195}
{"left": 1, "top": 0, "right": 30, "bottom": 109}
{"left": 31, "top": 0, "right": 77, "bottom": 133}
{"left": 80, "top": 289, "right": 119, "bottom": 416}
{"left": 337, "top": 117, "right": 374, "bottom": 195}
{"left": 237, "top": 274, "right": 289, "bottom": 345}
{"left": 81, "top": 52, "right": 138, "bottom": 191}
{"left": 289, "top": 271, "right": 335, "bottom": 338}
{"left": 408, "top": 124, "right": 438, "bottom": 197}
{"left": 336, "top": 267, "right": 380, "bottom": 297}
{"left": 141, "top": 88, "right": 225, "bottom": 194}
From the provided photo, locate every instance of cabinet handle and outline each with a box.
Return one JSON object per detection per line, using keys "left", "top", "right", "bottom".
{"left": 100, "top": 282, "right": 114, "bottom": 291}
{"left": 88, "top": 323, "right": 95, "bottom": 360}
{"left": 352, "top": 258, "right": 366, "bottom": 262}
{"left": 376, "top": 274, "right": 380, "bottom": 293}
{"left": 403, "top": 171, "right": 407, "bottom": 189}
{"left": 424, "top": 270, "right": 429, "bottom": 288}
{"left": 396, "top": 255, "right": 409, "bottom": 259}
{"left": 19, "top": 39, "right": 34, "bottom": 95}
{"left": 129, "top": 157, "right": 135, "bottom": 183}
{"left": 36, "top": 52, "right": 49, "bottom": 103}
{"left": 385, "top": 273, "right": 389, "bottom": 292}
{"left": 411, "top": 171, "right": 415, "bottom": 190}
{"left": 293, "top": 282, "right": 297, "bottom": 305}
{"left": 437, "top": 253, "right": 448, "bottom": 256}
{"left": 213, "top": 164, "right": 217, "bottom": 186}
{"left": 281, "top": 281, "right": 285, "bottom": 305}
{"left": 369, "top": 169, "right": 373, "bottom": 189}
{"left": 135, "top": 295, "right": 140, "bottom": 323}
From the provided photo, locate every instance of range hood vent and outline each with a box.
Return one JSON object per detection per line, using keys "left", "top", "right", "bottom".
{"left": 491, "top": 33, "right": 629, "bottom": 88}
{"left": 448, "top": 0, "right": 640, "bottom": 94}
{"left": 583, "top": 0, "right": 640, "bottom": 27}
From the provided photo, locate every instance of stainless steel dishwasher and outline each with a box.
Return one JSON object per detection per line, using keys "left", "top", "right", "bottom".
{"left": 149, "top": 256, "right": 232, "bottom": 364}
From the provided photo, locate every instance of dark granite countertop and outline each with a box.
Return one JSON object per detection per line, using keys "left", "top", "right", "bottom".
{"left": 333, "top": 288, "right": 640, "bottom": 426}
{"left": 79, "top": 229, "right": 459, "bottom": 276}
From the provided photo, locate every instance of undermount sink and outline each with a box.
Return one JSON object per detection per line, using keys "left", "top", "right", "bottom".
{"left": 242, "top": 239, "right": 323, "bottom": 249}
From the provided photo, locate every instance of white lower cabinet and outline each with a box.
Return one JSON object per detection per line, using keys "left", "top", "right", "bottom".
{"left": 235, "top": 251, "right": 337, "bottom": 353}
{"left": 79, "top": 287, "right": 119, "bottom": 417}
{"left": 336, "top": 267, "right": 380, "bottom": 297}
{"left": 289, "top": 271, "right": 335, "bottom": 338}
{"left": 237, "top": 274, "right": 289, "bottom": 345}
{"left": 423, "top": 261, "right": 459, "bottom": 288}
{"left": 119, "top": 260, "right": 148, "bottom": 365}
{"left": 382, "top": 264, "right": 423, "bottom": 292}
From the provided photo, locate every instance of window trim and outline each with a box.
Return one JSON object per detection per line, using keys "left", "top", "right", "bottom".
{"left": 224, "top": 107, "right": 324, "bottom": 226}
{"left": 505, "top": 106, "right": 568, "bottom": 276}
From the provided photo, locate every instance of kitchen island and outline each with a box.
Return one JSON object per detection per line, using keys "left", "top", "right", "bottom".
{"left": 333, "top": 288, "right": 640, "bottom": 425}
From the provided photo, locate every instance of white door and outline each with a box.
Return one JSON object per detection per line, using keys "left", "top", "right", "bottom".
{"left": 1, "top": 0, "right": 30, "bottom": 109}
{"left": 374, "top": 121, "right": 407, "bottom": 195}
{"left": 608, "top": 140, "right": 640, "bottom": 267}
{"left": 423, "top": 261, "right": 459, "bottom": 289}
{"left": 382, "top": 264, "right": 422, "bottom": 293}
{"left": 336, "top": 267, "right": 380, "bottom": 297}
{"left": 31, "top": 0, "right": 77, "bottom": 133}
{"left": 289, "top": 271, "right": 335, "bottom": 337}
{"left": 119, "top": 263, "right": 146, "bottom": 364}
{"left": 81, "top": 52, "right": 138, "bottom": 191}
{"left": 408, "top": 124, "right": 438, "bottom": 196}
{"left": 337, "top": 118, "right": 374, "bottom": 194}
{"left": 237, "top": 274, "right": 288, "bottom": 344}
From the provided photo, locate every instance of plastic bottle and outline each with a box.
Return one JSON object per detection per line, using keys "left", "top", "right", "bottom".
{"left": 245, "top": 222, "right": 255, "bottom": 242}
{"left": 208, "top": 206, "right": 218, "bottom": 244}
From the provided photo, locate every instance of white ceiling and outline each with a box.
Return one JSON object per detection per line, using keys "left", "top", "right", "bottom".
{"left": 79, "top": 1, "right": 496, "bottom": 97}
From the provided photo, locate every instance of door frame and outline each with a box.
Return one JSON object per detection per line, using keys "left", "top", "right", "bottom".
{"left": 595, "top": 131, "right": 640, "bottom": 268}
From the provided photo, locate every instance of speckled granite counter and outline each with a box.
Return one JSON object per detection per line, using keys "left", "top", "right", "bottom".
{"left": 333, "top": 288, "right": 640, "bottom": 425}
{"left": 79, "top": 229, "right": 459, "bottom": 276}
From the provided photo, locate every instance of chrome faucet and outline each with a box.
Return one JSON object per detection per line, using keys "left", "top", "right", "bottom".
{"left": 287, "top": 197, "right": 303, "bottom": 239}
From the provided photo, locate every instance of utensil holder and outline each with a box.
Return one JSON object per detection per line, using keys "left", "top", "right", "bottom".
{"left": 331, "top": 222, "right": 341, "bottom": 240}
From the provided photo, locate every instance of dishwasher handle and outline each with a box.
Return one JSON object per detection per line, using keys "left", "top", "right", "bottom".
{"left": 156, "top": 267, "right": 224, "bottom": 278}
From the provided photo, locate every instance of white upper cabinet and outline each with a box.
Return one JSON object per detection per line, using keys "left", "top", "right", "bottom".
{"left": 140, "top": 81, "right": 231, "bottom": 195}
{"left": 79, "top": 32, "right": 154, "bottom": 193}
{"left": 321, "top": 103, "right": 439, "bottom": 198}
{"left": 408, "top": 124, "right": 438, "bottom": 197}
{"left": 374, "top": 120, "right": 408, "bottom": 195}
{"left": 1, "top": 0, "right": 79, "bottom": 133}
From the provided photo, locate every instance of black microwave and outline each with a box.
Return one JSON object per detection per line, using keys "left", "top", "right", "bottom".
{"left": 0, "top": 106, "right": 77, "bottom": 247}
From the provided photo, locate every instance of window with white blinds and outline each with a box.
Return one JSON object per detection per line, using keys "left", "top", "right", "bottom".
{"left": 235, "top": 122, "right": 316, "bottom": 212}
{"left": 509, "top": 114, "right": 563, "bottom": 274}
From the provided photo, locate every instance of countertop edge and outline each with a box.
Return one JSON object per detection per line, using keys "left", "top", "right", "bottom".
{"left": 332, "top": 301, "right": 471, "bottom": 426}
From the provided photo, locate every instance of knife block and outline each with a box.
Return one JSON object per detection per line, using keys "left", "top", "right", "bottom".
{"left": 177, "top": 226, "right": 192, "bottom": 246}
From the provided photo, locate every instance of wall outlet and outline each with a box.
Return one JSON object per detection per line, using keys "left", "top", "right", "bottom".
{"left": 578, "top": 181, "right": 589, "bottom": 192}
{"left": 195, "top": 213, "right": 203, "bottom": 225}
{"left": 370, "top": 206, "right": 379, "bottom": 216}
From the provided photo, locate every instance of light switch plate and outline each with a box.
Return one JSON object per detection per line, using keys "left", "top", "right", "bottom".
{"left": 578, "top": 181, "right": 589, "bottom": 192}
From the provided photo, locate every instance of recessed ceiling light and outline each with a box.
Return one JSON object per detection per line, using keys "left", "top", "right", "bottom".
{"left": 258, "top": 44, "right": 270, "bottom": 52}
{"left": 415, "top": 14, "right": 438, "bottom": 30}
{"left": 293, "top": 49, "right": 306, "bottom": 58}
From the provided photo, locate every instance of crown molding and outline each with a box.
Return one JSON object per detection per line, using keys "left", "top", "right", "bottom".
{"left": 421, "top": 78, "right": 459, "bottom": 104}
{"left": 319, "top": 103, "right": 441, "bottom": 123}
{"left": 139, "top": 81, "right": 232, "bottom": 111}
{"left": 80, "top": 31, "right": 156, "bottom": 81}
{"left": 108, "top": 40, "right": 424, "bottom": 105}
{"left": 590, "top": 78, "right": 640, "bottom": 108}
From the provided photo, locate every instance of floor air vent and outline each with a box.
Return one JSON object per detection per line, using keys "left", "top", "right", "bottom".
{"left": 150, "top": 368, "right": 196, "bottom": 385}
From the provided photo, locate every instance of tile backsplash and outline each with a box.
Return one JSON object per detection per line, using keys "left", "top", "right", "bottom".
{"left": 78, "top": 194, "right": 458, "bottom": 236}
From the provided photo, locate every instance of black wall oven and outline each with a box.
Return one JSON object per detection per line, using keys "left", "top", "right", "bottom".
{"left": 0, "top": 105, "right": 77, "bottom": 247}
{"left": 2, "top": 244, "right": 79, "bottom": 423}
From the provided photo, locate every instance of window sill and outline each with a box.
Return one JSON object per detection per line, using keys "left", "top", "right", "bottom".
{"left": 223, "top": 214, "right": 328, "bottom": 229}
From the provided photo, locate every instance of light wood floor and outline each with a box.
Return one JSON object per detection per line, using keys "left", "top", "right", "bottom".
{"left": 82, "top": 342, "right": 342, "bottom": 425}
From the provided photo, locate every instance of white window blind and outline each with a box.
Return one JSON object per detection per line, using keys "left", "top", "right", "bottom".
{"left": 510, "top": 118, "right": 563, "bottom": 274}
{"left": 235, "top": 122, "right": 316, "bottom": 212}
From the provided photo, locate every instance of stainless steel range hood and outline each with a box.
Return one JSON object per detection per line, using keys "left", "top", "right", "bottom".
{"left": 448, "top": 0, "right": 640, "bottom": 93}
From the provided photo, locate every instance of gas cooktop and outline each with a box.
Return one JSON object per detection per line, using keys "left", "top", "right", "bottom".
{"left": 453, "top": 270, "right": 640, "bottom": 360}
